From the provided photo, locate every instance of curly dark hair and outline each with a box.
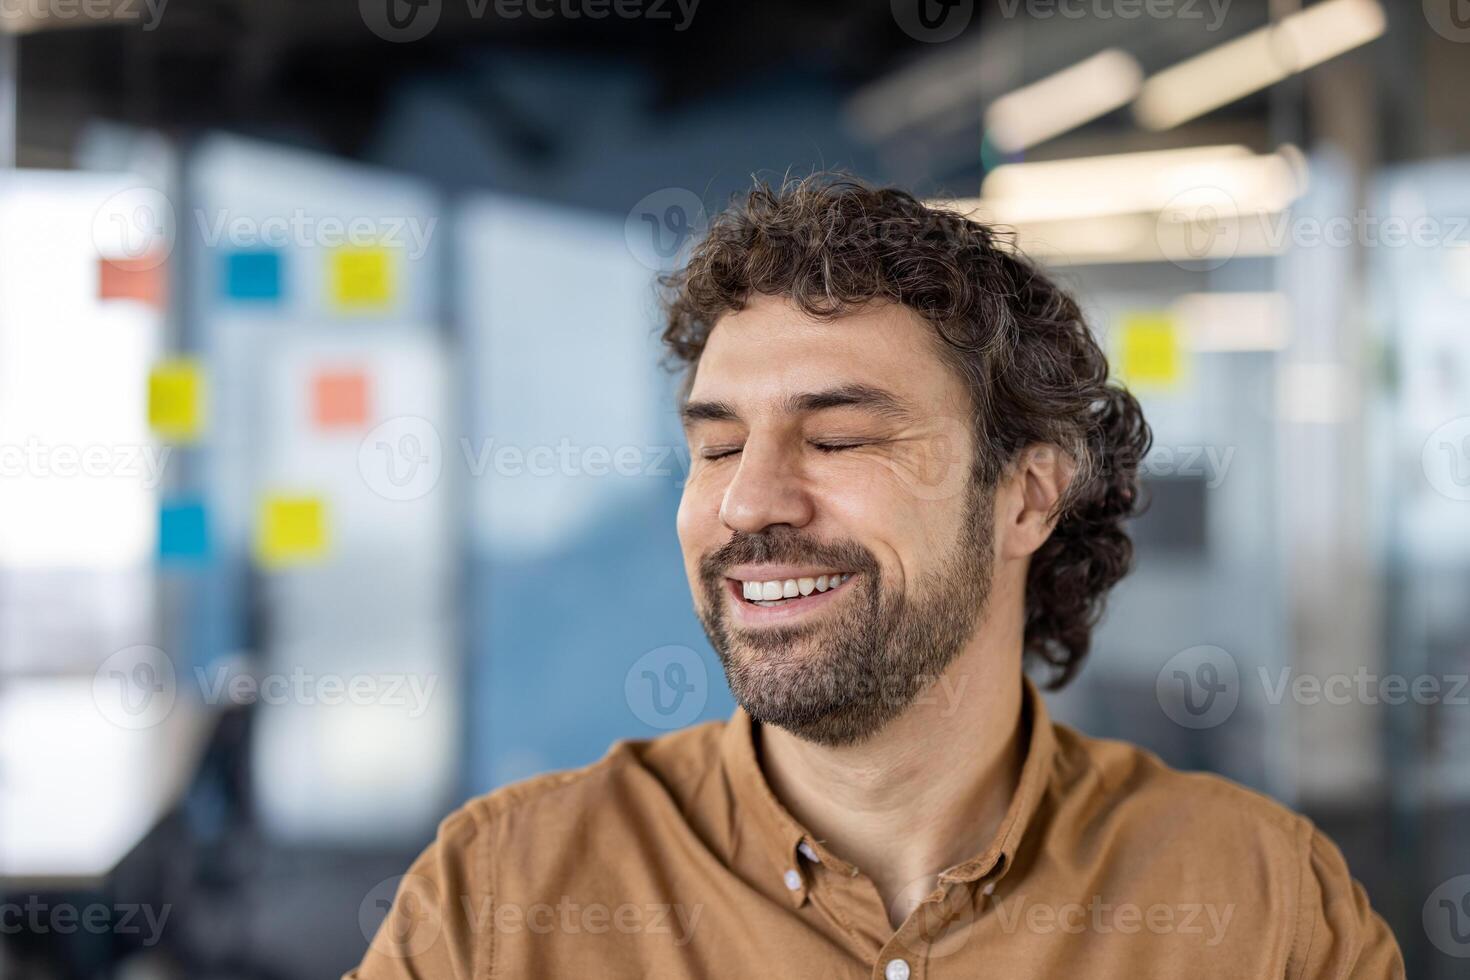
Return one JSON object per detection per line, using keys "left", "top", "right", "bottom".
{"left": 659, "top": 174, "right": 1151, "bottom": 689}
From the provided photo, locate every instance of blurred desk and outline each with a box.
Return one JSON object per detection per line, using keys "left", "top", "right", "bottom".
{"left": 0, "top": 675, "right": 213, "bottom": 884}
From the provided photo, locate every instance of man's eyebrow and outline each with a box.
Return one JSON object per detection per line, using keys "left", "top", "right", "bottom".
{"left": 680, "top": 399, "right": 740, "bottom": 427}
{"left": 680, "top": 384, "right": 917, "bottom": 427}
{"left": 786, "top": 383, "right": 917, "bottom": 423}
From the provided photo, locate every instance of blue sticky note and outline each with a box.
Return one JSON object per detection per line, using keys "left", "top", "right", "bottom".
{"left": 222, "top": 249, "right": 282, "bottom": 302}
{"left": 159, "top": 498, "right": 210, "bottom": 563}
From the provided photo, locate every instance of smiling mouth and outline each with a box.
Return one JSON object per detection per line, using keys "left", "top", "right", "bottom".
{"left": 733, "top": 572, "right": 854, "bottom": 607}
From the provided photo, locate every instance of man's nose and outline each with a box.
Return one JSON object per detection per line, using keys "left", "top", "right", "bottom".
{"left": 718, "top": 439, "right": 814, "bottom": 534}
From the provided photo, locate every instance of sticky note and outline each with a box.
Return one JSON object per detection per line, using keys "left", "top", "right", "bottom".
{"left": 99, "top": 254, "right": 167, "bottom": 307}
{"left": 312, "top": 369, "right": 371, "bottom": 429}
{"left": 159, "top": 498, "right": 210, "bottom": 564}
{"left": 222, "top": 249, "right": 282, "bottom": 302}
{"left": 255, "top": 494, "right": 329, "bottom": 569}
{"left": 1117, "top": 313, "right": 1182, "bottom": 389}
{"left": 148, "top": 359, "right": 205, "bottom": 442}
{"left": 330, "top": 247, "right": 394, "bottom": 309}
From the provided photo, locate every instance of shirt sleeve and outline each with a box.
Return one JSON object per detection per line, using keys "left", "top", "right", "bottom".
{"left": 1292, "top": 826, "right": 1405, "bottom": 980}
{"left": 343, "top": 807, "right": 489, "bottom": 980}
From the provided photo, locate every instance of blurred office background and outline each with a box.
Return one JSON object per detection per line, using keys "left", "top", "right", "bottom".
{"left": 1, "top": 0, "right": 1468, "bottom": 976}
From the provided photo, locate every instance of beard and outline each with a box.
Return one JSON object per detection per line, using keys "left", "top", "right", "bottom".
{"left": 695, "top": 481, "right": 994, "bottom": 747}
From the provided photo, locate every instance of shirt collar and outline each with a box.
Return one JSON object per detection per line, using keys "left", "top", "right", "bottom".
{"left": 719, "top": 674, "right": 1057, "bottom": 902}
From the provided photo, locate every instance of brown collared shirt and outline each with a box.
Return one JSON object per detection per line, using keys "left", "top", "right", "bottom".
{"left": 346, "top": 679, "right": 1404, "bottom": 979}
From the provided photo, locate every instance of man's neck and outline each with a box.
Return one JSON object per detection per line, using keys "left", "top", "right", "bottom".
{"left": 758, "top": 641, "right": 1025, "bottom": 928}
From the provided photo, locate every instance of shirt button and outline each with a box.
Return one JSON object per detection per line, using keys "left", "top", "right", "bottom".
{"left": 884, "top": 959, "right": 911, "bottom": 980}
{"left": 783, "top": 868, "right": 802, "bottom": 891}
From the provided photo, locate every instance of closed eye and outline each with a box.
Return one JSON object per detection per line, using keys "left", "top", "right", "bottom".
{"left": 701, "top": 447, "right": 742, "bottom": 460}
{"left": 810, "top": 441, "right": 870, "bottom": 453}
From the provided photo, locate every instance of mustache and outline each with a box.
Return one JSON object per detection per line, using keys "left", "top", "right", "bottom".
{"left": 698, "top": 527, "right": 880, "bottom": 583}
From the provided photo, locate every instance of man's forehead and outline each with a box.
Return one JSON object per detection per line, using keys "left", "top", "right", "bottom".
{"left": 686, "top": 296, "right": 954, "bottom": 412}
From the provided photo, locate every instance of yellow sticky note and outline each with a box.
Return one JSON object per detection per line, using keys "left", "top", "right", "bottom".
{"left": 256, "top": 495, "right": 329, "bottom": 569}
{"left": 148, "top": 359, "right": 205, "bottom": 441}
{"left": 1117, "top": 313, "right": 1182, "bottom": 389}
{"left": 330, "top": 247, "right": 394, "bottom": 309}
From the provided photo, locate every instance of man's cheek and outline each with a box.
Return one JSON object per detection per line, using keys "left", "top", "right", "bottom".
{"left": 674, "top": 490, "right": 703, "bottom": 550}
{"left": 850, "top": 421, "right": 970, "bottom": 507}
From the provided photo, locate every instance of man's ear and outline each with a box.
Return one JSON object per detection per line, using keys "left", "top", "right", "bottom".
{"left": 997, "top": 444, "right": 1074, "bottom": 561}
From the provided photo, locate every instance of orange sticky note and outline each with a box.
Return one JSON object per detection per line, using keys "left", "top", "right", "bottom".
{"left": 100, "top": 253, "right": 168, "bottom": 308}
{"left": 313, "top": 370, "right": 370, "bottom": 429}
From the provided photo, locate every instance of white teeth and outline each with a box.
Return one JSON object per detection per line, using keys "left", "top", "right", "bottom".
{"left": 739, "top": 573, "right": 850, "bottom": 603}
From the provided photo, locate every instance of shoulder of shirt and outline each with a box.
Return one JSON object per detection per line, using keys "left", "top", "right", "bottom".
{"left": 1050, "top": 721, "right": 1400, "bottom": 972}
{"left": 1046, "top": 717, "right": 1349, "bottom": 919}
{"left": 434, "top": 718, "right": 728, "bottom": 838}
{"left": 1049, "top": 719, "right": 1310, "bottom": 840}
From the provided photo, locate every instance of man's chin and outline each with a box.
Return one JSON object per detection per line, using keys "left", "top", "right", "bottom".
{"left": 720, "top": 650, "right": 919, "bottom": 748}
{"left": 738, "top": 692, "right": 901, "bottom": 748}
{"left": 719, "top": 622, "right": 827, "bottom": 656}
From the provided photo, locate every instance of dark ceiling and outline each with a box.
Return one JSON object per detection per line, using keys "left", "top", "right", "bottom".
{"left": 15, "top": 0, "right": 1432, "bottom": 178}
{"left": 17, "top": 0, "right": 939, "bottom": 159}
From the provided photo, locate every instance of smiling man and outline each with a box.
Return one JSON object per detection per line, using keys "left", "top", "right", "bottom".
{"left": 348, "top": 176, "right": 1404, "bottom": 979}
